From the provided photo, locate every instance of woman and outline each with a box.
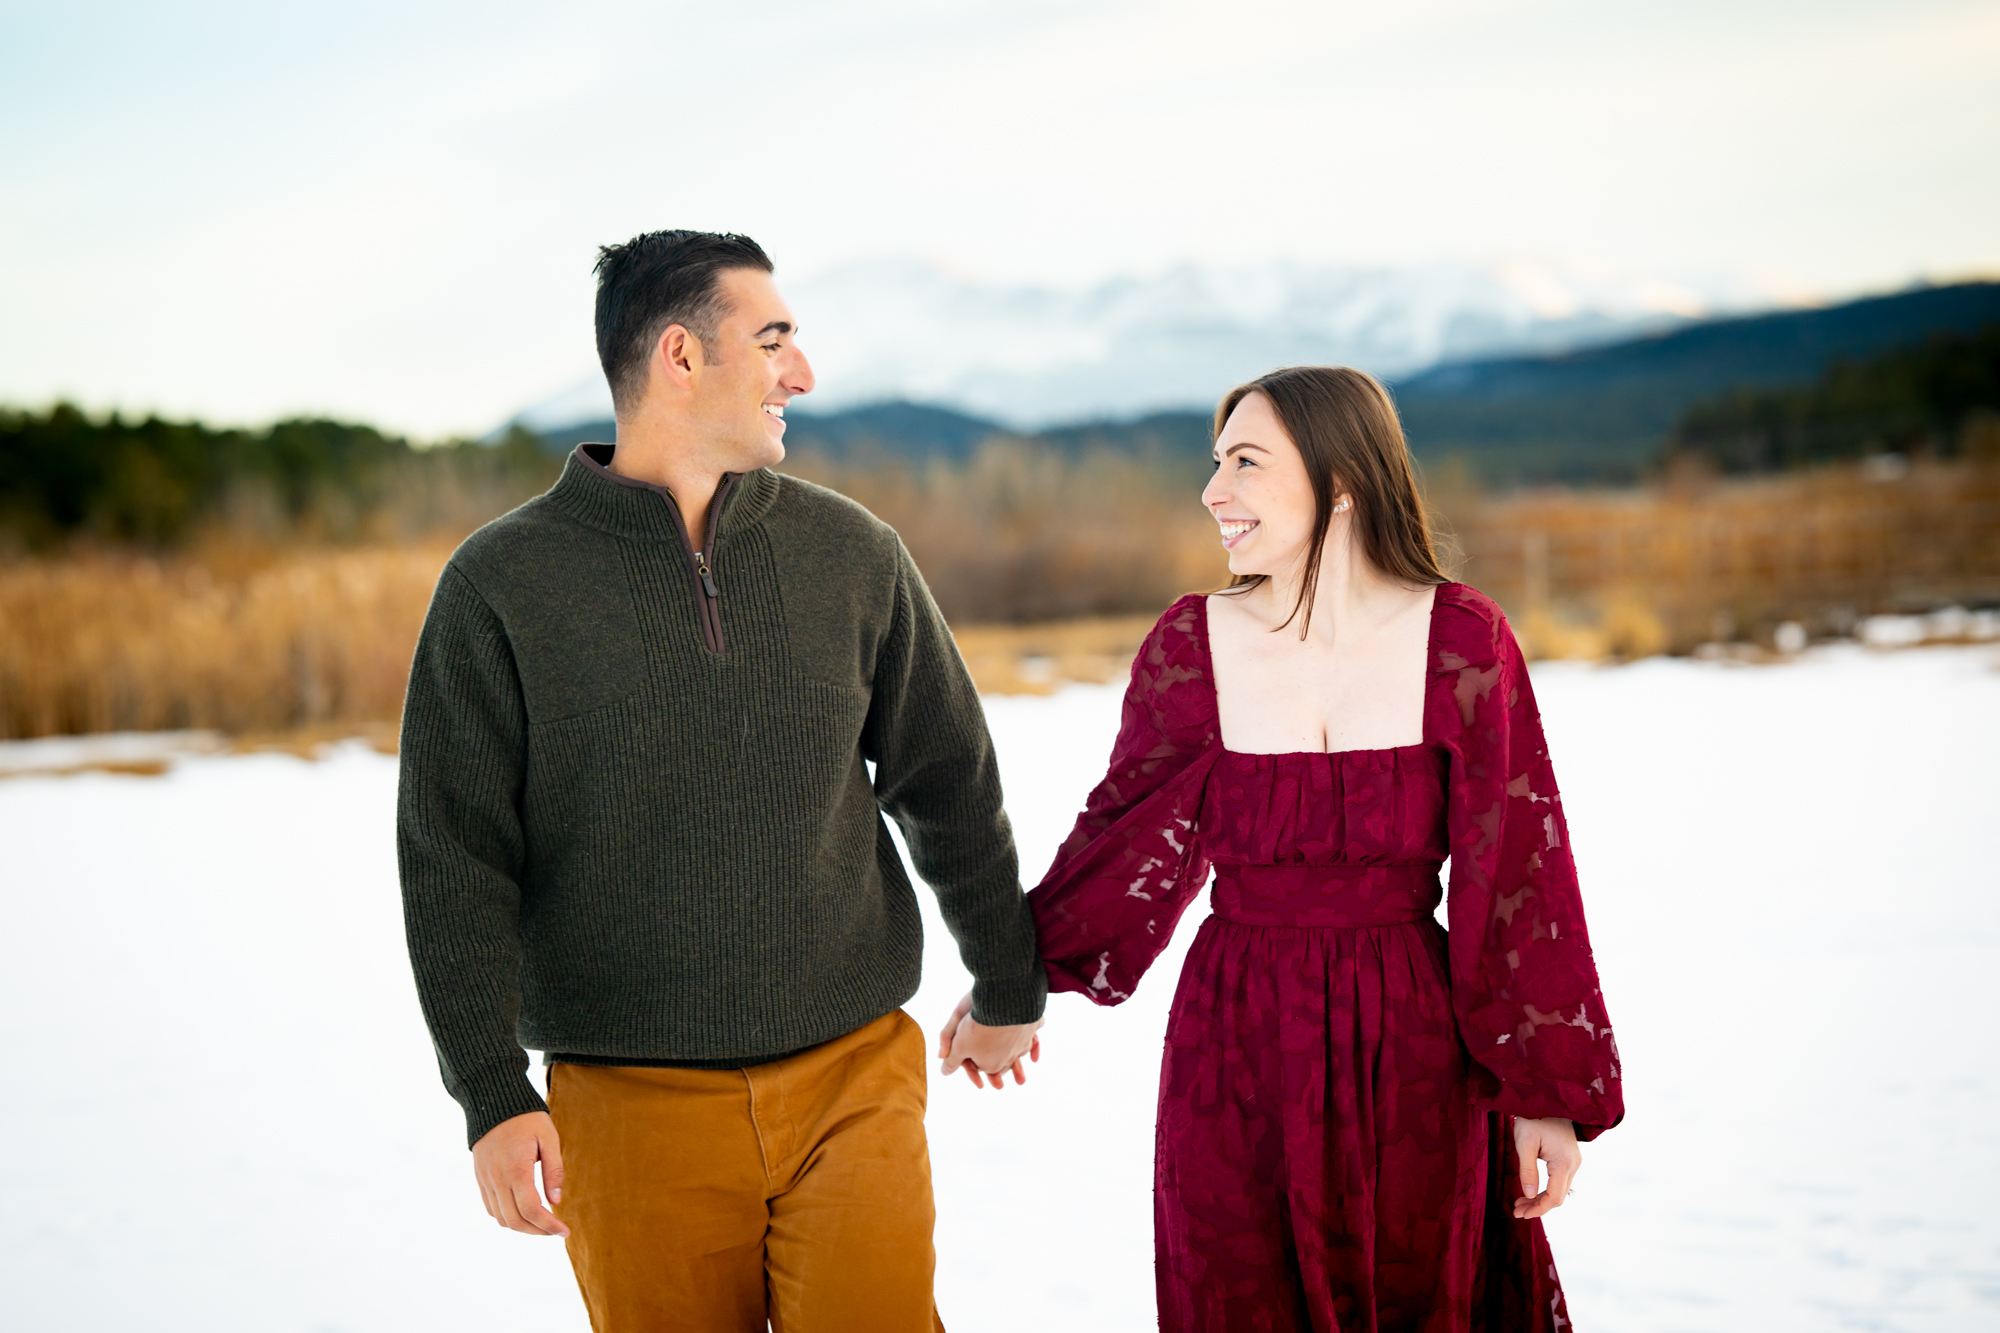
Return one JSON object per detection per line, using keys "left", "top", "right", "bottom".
{"left": 1026, "top": 367, "right": 1622, "bottom": 1329}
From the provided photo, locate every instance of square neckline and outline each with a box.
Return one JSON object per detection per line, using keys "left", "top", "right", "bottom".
{"left": 1198, "top": 582, "right": 1453, "bottom": 760}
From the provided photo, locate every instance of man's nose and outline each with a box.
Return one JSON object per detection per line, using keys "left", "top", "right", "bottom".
{"left": 785, "top": 346, "right": 816, "bottom": 396}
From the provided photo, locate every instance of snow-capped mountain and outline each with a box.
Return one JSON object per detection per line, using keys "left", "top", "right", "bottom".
{"left": 515, "top": 257, "right": 1805, "bottom": 432}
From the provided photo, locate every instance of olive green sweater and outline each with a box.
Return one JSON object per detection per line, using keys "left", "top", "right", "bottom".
{"left": 398, "top": 444, "right": 1046, "bottom": 1147}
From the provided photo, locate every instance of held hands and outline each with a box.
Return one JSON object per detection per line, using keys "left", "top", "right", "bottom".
{"left": 936, "top": 990, "right": 1043, "bottom": 1089}
{"left": 472, "top": 1111, "right": 569, "bottom": 1237}
{"left": 1511, "top": 1116, "right": 1581, "bottom": 1220}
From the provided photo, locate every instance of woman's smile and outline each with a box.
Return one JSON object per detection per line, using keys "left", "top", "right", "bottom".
{"left": 1218, "top": 518, "right": 1259, "bottom": 549}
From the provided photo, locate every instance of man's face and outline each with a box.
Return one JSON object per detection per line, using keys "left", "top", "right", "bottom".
{"left": 686, "top": 267, "right": 815, "bottom": 472}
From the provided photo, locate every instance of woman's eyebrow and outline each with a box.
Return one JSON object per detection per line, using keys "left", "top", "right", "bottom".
{"left": 1212, "top": 441, "right": 1271, "bottom": 461}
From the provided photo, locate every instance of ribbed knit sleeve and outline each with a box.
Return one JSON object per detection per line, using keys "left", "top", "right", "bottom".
{"left": 397, "top": 563, "right": 547, "bottom": 1148}
{"left": 863, "top": 540, "right": 1048, "bottom": 1027}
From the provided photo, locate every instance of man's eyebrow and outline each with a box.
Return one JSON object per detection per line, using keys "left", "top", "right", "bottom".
{"left": 751, "top": 320, "right": 794, "bottom": 338}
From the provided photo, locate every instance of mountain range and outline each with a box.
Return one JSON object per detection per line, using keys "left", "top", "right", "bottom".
{"left": 516, "top": 256, "right": 1795, "bottom": 434}
{"left": 1392, "top": 279, "right": 2000, "bottom": 480}
{"left": 522, "top": 266, "right": 1999, "bottom": 485}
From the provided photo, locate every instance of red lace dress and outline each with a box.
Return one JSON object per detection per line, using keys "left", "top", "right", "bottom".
{"left": 1028, "top": 584, "right": 1623, "bottom": 1331}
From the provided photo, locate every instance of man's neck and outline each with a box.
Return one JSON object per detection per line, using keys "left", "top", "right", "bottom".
{"left": 609, "top": 414, "right": 723, "bottom": 541}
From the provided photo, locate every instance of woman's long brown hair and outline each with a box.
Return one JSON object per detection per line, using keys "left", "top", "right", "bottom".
{"left": 1214, "top": 366, "right": 1446, "bottom": 637}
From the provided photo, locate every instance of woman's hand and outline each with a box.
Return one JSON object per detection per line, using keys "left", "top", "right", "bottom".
{"left": 935, "top": 991, "right": 1043, "bottom": 1088}
{"left": 1512, "top": 1116, "right": 1581, "bottom": 1219}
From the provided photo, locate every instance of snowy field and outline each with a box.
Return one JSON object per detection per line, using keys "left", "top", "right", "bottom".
{"left": 3, "top": 642, "right": 1997, "bottom": 1332}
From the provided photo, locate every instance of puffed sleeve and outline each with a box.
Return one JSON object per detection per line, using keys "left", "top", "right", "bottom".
{"left": 1026, "top": 595, "right": 1224, "bottom": 1005}
{"left": 1436, "top": 592, "right": 1624, "bottom": 1138}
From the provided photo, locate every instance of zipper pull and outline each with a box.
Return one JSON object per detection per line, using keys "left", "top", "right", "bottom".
{"left": 695, "top": 552, "right": 719, "bottom": 598}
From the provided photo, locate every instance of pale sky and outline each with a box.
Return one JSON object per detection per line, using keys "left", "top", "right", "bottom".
{"left": 3, "top": 0, "right": 1996, "bottom": 437}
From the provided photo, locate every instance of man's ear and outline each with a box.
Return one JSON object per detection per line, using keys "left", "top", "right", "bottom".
{"left": 654, "top": 324, "right": 703, "bottom": 393}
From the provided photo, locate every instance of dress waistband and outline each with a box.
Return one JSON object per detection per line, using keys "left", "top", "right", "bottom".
{"left": 1209, "top": 862, "right": 1442, "bottom": 929}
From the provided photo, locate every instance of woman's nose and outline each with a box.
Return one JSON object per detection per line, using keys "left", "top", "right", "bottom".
{"left": 1200, "top": 469, "right": 1228, "bottom": 510}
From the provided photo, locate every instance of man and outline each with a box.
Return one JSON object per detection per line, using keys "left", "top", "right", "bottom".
{"left": 398, "top": 229, "right": 1045, "bottom": 1331}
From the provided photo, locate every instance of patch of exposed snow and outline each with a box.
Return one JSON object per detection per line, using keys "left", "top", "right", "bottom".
{"left": 0, "top": 729, "right": 226, "bottom": 777}
{"left": 1859, "top": 605, "right": 2000, "bottom": 648}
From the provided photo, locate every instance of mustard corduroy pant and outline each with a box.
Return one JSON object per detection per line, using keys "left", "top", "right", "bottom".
{"left": 549, "top": 1009, "right": 947, "bottom": 1332}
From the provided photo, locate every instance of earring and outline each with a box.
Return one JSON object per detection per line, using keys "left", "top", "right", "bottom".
{"left": 1334, "top": 498, "right": 1351, "bottom": 513}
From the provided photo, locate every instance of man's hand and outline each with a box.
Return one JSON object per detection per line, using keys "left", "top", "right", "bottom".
{"left": 1511, "top": 1116, "right": 1581, "bottom": 1220}
{"left": 472, "top": 1111, "right": 569, "bottom": 1237}
{"left": 936, "top": 990, "right": 1043, "bottom": 1089}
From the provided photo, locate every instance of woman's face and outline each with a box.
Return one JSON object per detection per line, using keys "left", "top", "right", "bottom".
{"left": 1202, "top": 391, "right": 1321, "bottom": 581}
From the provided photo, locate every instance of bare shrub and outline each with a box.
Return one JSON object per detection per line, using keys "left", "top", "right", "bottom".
{"left": 782, "top": 441, "right": 1225, "bottom": 623}
{"left": 0, "top": 542, "right": 450, "bottom": 739}
{"left": 1448, "top": 453, "right": 2000, "bottom": 656}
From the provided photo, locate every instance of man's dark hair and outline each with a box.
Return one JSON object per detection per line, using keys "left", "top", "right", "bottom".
{"left": 593, "top": 230, "right": 774, "bottom": 414}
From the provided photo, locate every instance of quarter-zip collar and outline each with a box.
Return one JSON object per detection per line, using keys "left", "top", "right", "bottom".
{"left": 555, "top": 443, "right": 765, "bottom": 654}
{"left": 546, "top": 442, "right": 778, "bottom": 543}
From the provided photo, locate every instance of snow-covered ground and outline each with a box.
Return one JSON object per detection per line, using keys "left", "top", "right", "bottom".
{"left": 3, "top": 643, "right": 1996, "bottom": 1332}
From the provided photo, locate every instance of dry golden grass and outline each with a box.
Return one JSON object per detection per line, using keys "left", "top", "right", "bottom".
{"left": 782, "top": 442, "right": 1227, "bottom": 624}
{"left": 0, "top": 540, "right": 451, "bottom": 739}
{"left": 953, "top": 616, "right": 1162, "bottom": 695}
{"left": 1444, "top": 452, "right": 2000, "bottom": 657}
{"left": 2, "top": 446, "right": 1994, "bottom": 742}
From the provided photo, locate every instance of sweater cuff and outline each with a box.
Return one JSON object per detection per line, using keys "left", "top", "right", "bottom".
{"left": 970, "top": 968, "right": 1049, "bottom": 1026}
{"left": 456, "top": 1061, "right": 551, "bottom": 1150}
